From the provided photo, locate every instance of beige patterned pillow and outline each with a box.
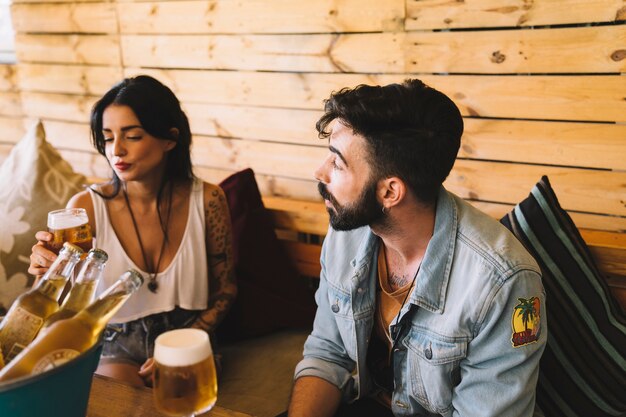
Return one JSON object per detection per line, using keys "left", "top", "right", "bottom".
{"left": 0, "top": 120, "right": 87, "bottom": 314}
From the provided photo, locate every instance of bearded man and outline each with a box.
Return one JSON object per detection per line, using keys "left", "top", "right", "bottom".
{"left": 286, "top": 80, "right": 547, "bottom": 417}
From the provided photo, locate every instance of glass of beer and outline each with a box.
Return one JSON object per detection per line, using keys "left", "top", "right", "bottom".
{"left": 153, "top": 328, "right": 218, "bottom": 417}
{"left": 46, "top": 208, "right": 93, "bottom": 255}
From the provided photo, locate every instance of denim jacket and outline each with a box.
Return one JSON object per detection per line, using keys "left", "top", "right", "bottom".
{"left": 294, "top": 188, "right": 547, "bottom": 417}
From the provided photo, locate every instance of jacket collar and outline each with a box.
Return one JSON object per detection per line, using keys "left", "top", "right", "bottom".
{"left": 348, "top": 187, "right": 458, "bottom": 314}
{"left": 408, "top": 187, "right": 457, "bottom": 313}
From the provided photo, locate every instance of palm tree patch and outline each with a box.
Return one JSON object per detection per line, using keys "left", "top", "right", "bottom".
{"left": 511, "top": 297, "right": 541, "bottom": 348}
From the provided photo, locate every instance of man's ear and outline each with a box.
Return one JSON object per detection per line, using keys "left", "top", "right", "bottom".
{"left": 379, "top": 176, "right": 406, "bottom": 210}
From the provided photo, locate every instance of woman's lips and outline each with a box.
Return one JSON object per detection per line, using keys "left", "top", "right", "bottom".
{"left": 114, "top": 162, "right": 130, "bottom": 171}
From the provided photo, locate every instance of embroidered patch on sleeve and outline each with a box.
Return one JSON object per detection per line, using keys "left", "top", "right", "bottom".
{"left": 511, "top": 296, "right": 541, "bottom": 348}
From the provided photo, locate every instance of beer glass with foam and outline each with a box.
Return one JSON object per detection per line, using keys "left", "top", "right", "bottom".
{"left": 46, "top": 208, "right": 93, "bottom": 255}
{"left": 153, "top": 329, "right": 217, "bottom": 417}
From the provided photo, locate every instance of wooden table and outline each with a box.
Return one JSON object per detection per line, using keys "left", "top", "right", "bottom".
{"left": 87, "top": 374, "right": 255, "bottom": 417}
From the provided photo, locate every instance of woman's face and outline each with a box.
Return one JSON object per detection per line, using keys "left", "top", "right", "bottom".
{"left": 102, "top": 104, "right": 176, "bottom": 182}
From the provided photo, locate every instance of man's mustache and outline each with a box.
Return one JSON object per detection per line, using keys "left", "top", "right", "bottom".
{"left": 318, "top": 182, "right": 337, "bottom": 207}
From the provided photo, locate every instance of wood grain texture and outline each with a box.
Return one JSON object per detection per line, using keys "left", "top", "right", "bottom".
{"left": 15, "top": 34, "right": 120, "bottom": 65}
{"left": 7, "top": 92, "right": 626, "bottom": 170}
{"left": 118, "top": 0, "right": 404, "bottom": 34}
{"left": 191, "top": 136, "right": 626, "bottom": 217}
{"left": 191, "top": 135, "right": 326, "bottom": 180}
{"left": 406, "top": 0, "right": 626, "bottom": 29}
{"left": 11, "top": 3, "right": 117, "bottom": 34}
{"left": 460, "top": 119, "right": 626, "bottom": 170}
{"left": 0, "top": 115, "right": 26, "bottom": 143}
{"left": 184, "top": 102, "right": 320, "bottom": 145}
{"left": 20, "top": 91, "right": 97, "bottom": 122}
{"left": 0, "top": 64, "right": 17, "bottom": 92}
{"left": 125, "top": 69, "right": 626, "bottom": 122}
{"left": 0, "top": 92, "right": 23, "bottom": 117}
{"left": 119, "top": 25, "right": 626, "bottom": 74}
{"left": 447, "top": 160, "right": 626, "bottom": 217}
{"left": 16, "top": 63, "right": 122, "bottom": 95}
{"left": 87, "top": 374, "right": 254, "bottom": 417}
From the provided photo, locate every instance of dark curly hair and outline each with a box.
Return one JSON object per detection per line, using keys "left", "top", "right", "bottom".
{"left": 316, "top": 79, "right": 463, "bottom": 204}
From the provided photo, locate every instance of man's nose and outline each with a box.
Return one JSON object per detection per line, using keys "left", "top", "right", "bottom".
{"left": 314, "top": 157, "right": 330, "bottom": 184}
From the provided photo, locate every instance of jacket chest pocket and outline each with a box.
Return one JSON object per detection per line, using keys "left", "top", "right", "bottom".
{"left": 404, "top": 330, "right": 467, "bottom": 415}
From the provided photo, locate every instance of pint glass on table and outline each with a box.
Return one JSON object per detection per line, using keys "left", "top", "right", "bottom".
{"left": 45, "top": 208, "right": 93, "bottom": 255}
{"left": 153, "top": 329, "right": 218, "bottom": 417}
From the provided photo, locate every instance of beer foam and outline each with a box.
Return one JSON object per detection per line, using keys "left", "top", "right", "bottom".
{"left": 48, "top": 209, "right": 88, "bottom": 229}
{"left": 154, "top": 329, "right": 212, "bottom": 367}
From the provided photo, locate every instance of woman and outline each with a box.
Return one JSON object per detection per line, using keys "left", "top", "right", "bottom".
{"left": 28, "top": 75, "right": 237, "bottom": 387}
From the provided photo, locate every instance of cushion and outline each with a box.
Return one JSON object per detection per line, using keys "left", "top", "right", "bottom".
{"left": 217, "top": 168, "right": 316, "bottom": 342}
{"left": 500, "top": 175, "right": 626, "bottom": 417}
{"left": 0, "top": 120, "right": 87, "bottom": 314}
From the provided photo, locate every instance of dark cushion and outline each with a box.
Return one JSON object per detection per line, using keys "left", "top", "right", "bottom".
{"left": 217, "top": 168, "right": 316, "bottom": 342}
{"left": 500, "top": 176, "right": 626, "bottom": 417}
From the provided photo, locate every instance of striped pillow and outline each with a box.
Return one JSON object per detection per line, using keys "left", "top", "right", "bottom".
{"left": 500, "top": 176, "right": 626, "bottom": 417}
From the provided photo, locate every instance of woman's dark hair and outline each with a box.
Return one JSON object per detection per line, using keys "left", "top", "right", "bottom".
{"left": 90, "top": 75, "right": 194, "bottom": 198}
{"left": 316, "top": 79, "right": 463, "bottom": 204}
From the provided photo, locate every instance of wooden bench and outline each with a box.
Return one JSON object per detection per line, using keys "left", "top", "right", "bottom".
{"left": 263, "top": 195, "right": 626, "bottom": 312}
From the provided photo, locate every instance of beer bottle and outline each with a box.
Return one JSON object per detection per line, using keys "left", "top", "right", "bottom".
{"left": 42, "top": 248, "right": 109, "bottom": 329}
{"left": 0, "top": 270, "right": 144, "bottom": 381}
{"left": 0, "top": 242, "right": 83, "bottom": 362}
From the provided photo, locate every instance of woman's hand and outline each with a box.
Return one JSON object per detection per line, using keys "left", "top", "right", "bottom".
{"left": 28, "top": 231, "right": 57, "bottom": 280}
{"left": 138, "top": 357, "right": 155, "bottom": 387}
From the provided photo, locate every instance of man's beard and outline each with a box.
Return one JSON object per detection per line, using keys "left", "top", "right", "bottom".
{"left": 318, "top": 180, "right": 384, "bottom": 231}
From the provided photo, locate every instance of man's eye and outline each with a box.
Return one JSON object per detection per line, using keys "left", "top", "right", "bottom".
{"left": 127, "top": 136, "right": 142, "bottom": 140}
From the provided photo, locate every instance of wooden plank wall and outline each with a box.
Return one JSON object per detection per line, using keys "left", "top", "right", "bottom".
{"left": 2, "top": 0, "right": 625, "bottom": 236}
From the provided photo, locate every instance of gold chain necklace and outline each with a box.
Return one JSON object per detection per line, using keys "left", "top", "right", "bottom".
{"left": 122, "top": 183, "right": 172, "bottom": 293}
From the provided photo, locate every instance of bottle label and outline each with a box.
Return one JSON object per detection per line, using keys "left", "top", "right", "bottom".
{"left": 32, "top": 349, "right": 80, "bottom": 374}
{"left": 0, "top": 306, "right": 44, "bottom": 361}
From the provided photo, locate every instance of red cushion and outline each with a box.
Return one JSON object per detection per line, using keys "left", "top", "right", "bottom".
{"left": 217, "top": 168, "right": 316, "bottom": 341}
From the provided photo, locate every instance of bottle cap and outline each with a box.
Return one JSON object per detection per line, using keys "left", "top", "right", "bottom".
{"left": 87, "top": 248, "right": 108, "bottom": 262}
{"left": 125, "top": 269, "right": 144, "bottom": 290}
{"left": 61, "top": 242, "right": 84, "bottom": 256}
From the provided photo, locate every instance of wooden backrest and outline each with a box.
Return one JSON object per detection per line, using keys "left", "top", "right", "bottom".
{"left": 263, "top": 196, "right": 626, "bottom": 312}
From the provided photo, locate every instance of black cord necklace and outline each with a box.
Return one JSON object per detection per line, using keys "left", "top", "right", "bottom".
{"left": 390, "top": 262, "right": 421, "bottom": 351}
{"left": 122, "top": 183, "right": 173, "bottom": 293}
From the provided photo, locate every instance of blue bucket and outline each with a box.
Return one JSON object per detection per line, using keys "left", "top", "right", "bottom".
{"left": 0, "top": 342, "right": 103, "bottom": 417}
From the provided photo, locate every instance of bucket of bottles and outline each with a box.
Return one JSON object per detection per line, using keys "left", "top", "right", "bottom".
{"left": 0, "top": 341, "right": 103, "bottom": 417}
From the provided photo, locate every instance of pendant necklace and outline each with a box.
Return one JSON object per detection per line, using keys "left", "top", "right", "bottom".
{"left": 122, "top": 183, "right": 173, "bottom": 293}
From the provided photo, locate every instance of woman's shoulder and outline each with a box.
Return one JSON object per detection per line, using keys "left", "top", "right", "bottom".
{"left": 200, "top": 180, "right": 228, "bottom": 214}
{"left": 66, "top": 189, "right": 94, "bottom": 210}
{"left": 201, "top": 180, "right": 226, "bottom": 201}
{"left": 66, "top": 189, "right": 98, "bottom": 234}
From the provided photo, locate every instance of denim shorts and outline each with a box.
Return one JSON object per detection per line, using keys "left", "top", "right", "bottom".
{"left": 102, "top": 307, "right": 198, "bottom": 365}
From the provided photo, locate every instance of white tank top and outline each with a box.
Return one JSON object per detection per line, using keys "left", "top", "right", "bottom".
{"left": 88, "top": 178, "right": 209, "bottom": 323}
